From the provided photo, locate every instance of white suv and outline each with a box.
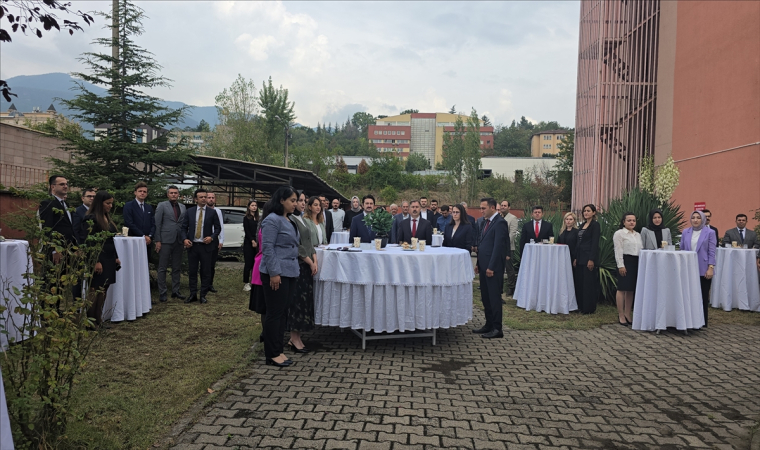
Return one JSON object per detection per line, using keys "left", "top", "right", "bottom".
{"left": 217, "top": 206, "right": 247, "bottom": 252}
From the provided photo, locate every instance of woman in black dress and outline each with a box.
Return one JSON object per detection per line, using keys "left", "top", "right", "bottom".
{"left": 287, "top": 192, "right": 317, "bottom": 354}
{"left": 574, "top": 204, "right": 601, "bottom": 314}
{"left": 242, "top": 200, "right": 259, "bottom": 291}
{"left": 443, "top": 204, "right": 474, "bottom": 250}
{"left": 81, "top": 190, "right": 120, "bottom": 327}
{"left": 557, "top": 212, "right": 579, "bottom": 266}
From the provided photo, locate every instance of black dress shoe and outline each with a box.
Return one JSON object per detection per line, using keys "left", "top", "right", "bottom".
{"left": 200, "top": 297, "right": 208, "bottom": 304}
{"left": 472, "top": 326, "right": 490, "bottom": 334}
{"left": 208, "top": 286, "right": 218, "bottom": 293}
{"left": 159, "top": 296, "right": 168, "bottom": 303}
{"left": 481, "top": 329, "right": 504, "bottom": 339}
{"left": 184, "top": 295, "right": 198, "bottom": 304}
{"left": 171, "top": 291, "right": 184, "bottom": 299}
{"left": 288, "top": 342, "right": 310, "bottom": 354}
{"left": 266, "top": 358, "right": 293, "bottom": 367}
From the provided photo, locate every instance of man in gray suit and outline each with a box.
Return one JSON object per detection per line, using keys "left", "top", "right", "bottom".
{"left": 154, "top": 185, "right": 187, "bottom": 302}
{"left": 723, "top": 214, "right": 759, "bottom": 249}
{"left": 500, "top": 200, "right": 519, "bottom": 296}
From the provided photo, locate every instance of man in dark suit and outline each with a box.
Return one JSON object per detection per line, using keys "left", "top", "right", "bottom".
{"left": 123, "top": 181, "right": 156, "bottom": 262}
{"left": 397, "top": 200, "right": 434, "bottom": 245}
{"left": 39, "top": 175, "right": 80, "bottom": 301}
{"left": 703, "top": 210, "right": 719, "bottom": 247}
{"left": 154, "top": 185, "right": 187, "bottom": 302}
{"left": 724, "top": 214, "right": 759, "bottom": 249}
{"left": 519, "top": 205, "right": 554, "bottom": 254}
{"left": 391, "top": 201, "right": 410, "bottom": 244}
{"left": 473, "top": 197, "right": 509, "bottom": 339}
{"left": 72, "top": 188, "right": 96, "bottom": 243}
{"left": 181, "top": 188, "right": 221, "bottom": 304}
{"left": 349, "top": 194, "right": 377, "bottom": 243}
{"left": 319, "top": 195, "right": 334, "bottom": 243}
{"left": 428, "top": 199, "right": 442, "bottom": 231}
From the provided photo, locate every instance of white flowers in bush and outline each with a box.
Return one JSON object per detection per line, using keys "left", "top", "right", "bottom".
{"left": 639, "top": 155, "right": 680, "bottom": 203}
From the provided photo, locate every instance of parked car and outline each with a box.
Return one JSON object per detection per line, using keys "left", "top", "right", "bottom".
{"left": 217, "top": 206, "right": 247, "bottom": 254}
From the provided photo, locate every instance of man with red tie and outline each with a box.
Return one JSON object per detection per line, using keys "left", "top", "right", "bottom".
{"left": 397, "top": 199, "right": 434, "bottom": 245}
{"left": 519, "top": 205, "right": 554, "bottom": 254}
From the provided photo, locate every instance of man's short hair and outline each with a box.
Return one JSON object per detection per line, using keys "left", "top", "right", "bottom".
{"left": 501, "top": 200, "right": 510, "bottom": 207}
{"left": 440, "top": 205, "right": 450, "bottom": 212}
{"left": 82, "top": 187, "right": 97, "bottom": 197}
{"left": 532, "top": 205, "right": 544, "bottom": 212}
{"left": 420, "top": 196, "right": 427, "bottom": 201}
{"left": 409, "top": 200, "right": 421, "bottom": 206}
{"left": 362, "top": 194, "right": 375, "bottom": 204}
{"left": 702, "top": 209, "right": 711, "bottom": 214}
{"left": 134, "top": 181, "right": 148, "bottom": 191}
{"left": 737, "top": 214, "right": 748, "bottom": 220}
{"left": 401, "top": 200, "right": 410, "bottom": 206}
{"left": 318, "top": 195, "right": 327, "bottom": 200}
{"left": 389, "top": 203, "right": 398, "bottom": 208}
{"left": 431, "top": 199, "right": 438, "bottom": 204}
{"left": 49, "top": 175, "right": 64, "bottom": 186}
{"left": 167, "top": 185, "right": 179, "bottom": 193}
{"left": 481, "top": 197, "right": 497, "bottom": 208}
{"left": 194, "top": 188, "right": 208, "bottom": 198}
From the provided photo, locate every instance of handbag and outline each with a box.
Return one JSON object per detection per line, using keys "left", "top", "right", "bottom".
{"left": 251, "top": 229, "right": 263, "bottom": 286}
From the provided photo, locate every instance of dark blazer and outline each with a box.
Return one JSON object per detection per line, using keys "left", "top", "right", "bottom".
{"left": 476, "top": 214, "right": 509, "bottom": 272}
{"left": 81, "top": 215, "right": 120, "bottom": 264}
{"left": 709, "top": 225, "right": 720, "bottom": 247}
{"left": 349, "top": 212, "right": 376, "bottom": 243}
{"left": 38, "top": 197, "right": 78, "bottom": 245}
{"left": 576, "top": 220, "right": 601, "bottom": 265}
{"left": 391, "top": 213, "right": 409, "bottom": 244}
{"left": 519, "top": 220, "right": 555, "bottom": 254}
{"left": 72, "top": 204, "right": 89, "bottom": 244}
{"left": 557, "top": 228, "right": 579, "bottom": 262}
{"left": 243, "top": 216, "right": 258, "bottom": 246}
{"left": 397, "top": 217, "right": 434, "bottom": 245}
{"left": 323, "top": 209, "right": 335, "bottom": 243}
{"left": 180, "top": 206, "right": 221, "bottom": 242}
{"left": 123, "top": 199, "right": 156, "bottom": 238}
{"left": 443, "top": 221, "right": 474, "bottom": 250}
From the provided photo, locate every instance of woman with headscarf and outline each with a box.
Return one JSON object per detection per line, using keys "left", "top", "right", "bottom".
{"left": 343, "top": 196, "right": 362, "bottom": 230}
{"left": 680, "top": 210, "right": 716, "bottom": 327}
{"left": 640, "top": 208, "right": 672, "bottom": 250}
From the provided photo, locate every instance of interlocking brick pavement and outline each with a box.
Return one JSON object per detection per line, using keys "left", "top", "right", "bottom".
{"left": 171, "top": 309, "right": 760, "bottom": 449}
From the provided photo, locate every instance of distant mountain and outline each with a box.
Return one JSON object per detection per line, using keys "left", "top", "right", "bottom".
{"left": 0, "top": 73, "right": 218, "bottom": 130}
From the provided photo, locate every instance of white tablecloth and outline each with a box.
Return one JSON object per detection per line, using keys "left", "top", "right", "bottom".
{"left": 431, "top": 234, "right": 444, "bottom": 247}
{"left": 514, "top": 244, "right": 577, "bottom": 314}
{"left": 314, "top": 245, "right": 474, "bottom": 332}
{"left": 330, "top": 231, "right": 350, "bottom": 244}
{"left": 1, "top": 367, "right": 13, "bottom": 450}
{"left": 0, "top": 240, "right": 32, "bottom": 349}
{"left": 710, "top": 248, "right": 760, "bottom": 312}
{"left": 633, "top": 250, "right": 704, "bottom": 331}
{"left": 103, "top": 237, "right": 151, "bottom": 322}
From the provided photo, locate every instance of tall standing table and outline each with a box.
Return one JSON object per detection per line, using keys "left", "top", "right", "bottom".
{"left": 710, "top": 247, "right": 760, "bottom": 312}
{"left": 102, "top": 236, "right": 152, "bottom": 322}
{"left": 314, "top": 245, "right": 474, "bottom": 348}
{"left": 633, "top": 250, "right": 704, "bottom": 332}
{"left": 0, "top": 239, "right": 32, "bottom": 348}
{"left": 514, "top": 243, "right": 578, "bottom": 314}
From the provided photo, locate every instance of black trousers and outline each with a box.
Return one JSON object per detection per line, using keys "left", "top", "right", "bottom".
{"left": 243, "top": 243, "right": 255, "bottom": 284}
{"left": 700, "top": 276, "right": 712, "bottom": 327}
{"left": 479, "top": 266, "right": 504, "bottom": 331}
{"left": 261, "top": 273, "right": 296, "bottom": 359}
{"left": 187, "top": 242, "right": 214, "bottom": 297}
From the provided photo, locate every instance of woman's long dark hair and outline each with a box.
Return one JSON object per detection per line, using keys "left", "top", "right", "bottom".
{"left": 452, "top": 204, "right": 468, "bottom": 225}
{"left": 90, "top": 190, "right": 115, "bottom": 231}
{"left": 245, "top": 200, "right": 259, "bottom": 221}
{"left": 261, "top": 186, "right": 297, "bottom": 223}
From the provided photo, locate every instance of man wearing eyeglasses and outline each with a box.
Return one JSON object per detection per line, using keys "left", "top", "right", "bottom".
{"left": 72, "top": 188, "right": 97, "bottom": 243}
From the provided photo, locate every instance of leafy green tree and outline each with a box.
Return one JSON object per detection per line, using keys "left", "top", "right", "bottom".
{"left": 463, "top": 109, "right": 483, "bottom": 202}
{"left": 555, "top": 130, "right": 574, "bottom": 202}
{"left": 351, "top": 111, "right": 375, "bottom": 137}
{"left": 196, "top": 119, "right": 210, "bottom": 132}
{"left": 405, "top": 152, "right": 430, "bottom": 173}
{"left": 481, "top": 115, "right": 492, "bottom": 127}
{"left": 51, "top": 0, "right": 193, "bottom": 204}
{"left": 441, "top": 115, "right": 467, "bottom": 195}
{"left": 357, "top": 158, "right": 370, "bottom": 175}
{"left": 259, "top": 76, "right": 296, "bottom": 160}
{"left": 380, "top": 185, "right": 398, "bottom": 204}
{"left": 449, "top": 105, "right": 457, "bottom": 114}
{"left": 399, "top": 109, "right": 418, "bottom": 115}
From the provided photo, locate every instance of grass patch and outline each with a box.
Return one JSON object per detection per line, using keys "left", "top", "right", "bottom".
{"left": 472, "top": 283, "right": 760, "bottom": 330}
{"left": 64, "top": 267, "right": 260, "bottom": 449}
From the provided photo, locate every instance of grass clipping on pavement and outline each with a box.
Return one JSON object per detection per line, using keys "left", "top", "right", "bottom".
{"left": 65, "top": 268, "right": 261, "bottom": 449}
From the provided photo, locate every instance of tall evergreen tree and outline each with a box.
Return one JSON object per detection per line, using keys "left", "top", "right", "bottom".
{"left": 51, "top": 0, "right": 192, "bottom": 204}
{"left": 258, "top": 76, "right": 296, "bottom": 161}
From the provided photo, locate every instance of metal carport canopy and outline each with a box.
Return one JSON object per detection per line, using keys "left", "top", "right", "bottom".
{"left": 186, "top": 155, "right": 348, "bottom": 203}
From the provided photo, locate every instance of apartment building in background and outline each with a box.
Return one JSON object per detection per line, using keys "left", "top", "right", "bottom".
{"left": 572, "top": 0, "right": 759, "bottom": 233}
{"left": 368, "top": 113, "right": 494, "bottom": 166}
{"left": 530, "top": 130, "right": 569, "bottom": 157}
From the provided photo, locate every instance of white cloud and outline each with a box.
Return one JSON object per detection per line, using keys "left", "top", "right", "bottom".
{"left": 235, "top": 34, "right": 279, "bottom": 61}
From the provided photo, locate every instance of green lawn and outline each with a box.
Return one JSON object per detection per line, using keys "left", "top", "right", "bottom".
{"left": 64, "top": 267, "right": 261, "bottom": 449}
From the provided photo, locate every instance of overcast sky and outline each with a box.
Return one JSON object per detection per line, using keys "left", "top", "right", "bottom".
{"left": 1, "top": 1, "right": 580, "bottom": 128}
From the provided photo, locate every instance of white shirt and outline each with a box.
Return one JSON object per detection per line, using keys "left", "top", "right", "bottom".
{"left": 135, "top": 198, "right": 145, "bottom": 211}
{"left": 208, "top": 207, "right": 224, "bottom": 244}
{"left": 613, "top": 228, "right": 642, "bottom": 268}
{"left": 54, "top": 195, "right": 72, "bottom": 222}
{"left": 421, "top": 210, "right": 428, "bottom": 220}
{"left": 331, "top": 208, "right": 345, "bottom": 232}
{"left": 691, "top": 228, "right": 702, "bottom": 251}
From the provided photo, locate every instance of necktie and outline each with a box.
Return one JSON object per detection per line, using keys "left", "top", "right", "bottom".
{"left": 740, "top": 229, "right": 744, "bottom": 244}
{"left": 172, "top": 202, "right": 179, "bottom": 221}
{"left": 140, "top": 202, "right": 145, "bottom": 213}
{"left": 535, "top": 221, "right": 540, "bottom": 238}
{"left": 483, "top": 219, "right": 490, "bottom": 235}
{"left": 62, "top": 201, "right": 71, "bottom": 222}
{"left": 195, "top": 207, "right": 204, "bottom": 240}
{"left": 412, "top": 219, "right": 417, "bottom": 237}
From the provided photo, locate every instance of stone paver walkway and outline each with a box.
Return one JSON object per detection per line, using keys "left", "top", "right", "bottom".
{"left": 172, "top": 310, "right": 760, "bottom": 450}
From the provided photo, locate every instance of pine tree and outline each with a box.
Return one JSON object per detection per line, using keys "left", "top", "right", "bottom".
{"left": 51, "top": 0, "right": 192, "bottom": 204}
